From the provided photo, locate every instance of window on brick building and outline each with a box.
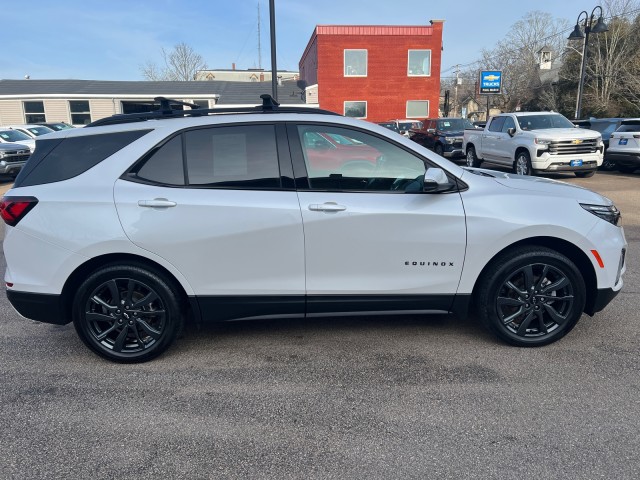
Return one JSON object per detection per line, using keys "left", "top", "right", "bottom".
{"left": 408, "top": 50, "right": 431, "bottom": 76}
{"left": 406, "top": 100, "right": 429, "bottom": 118}
{"left": 344, "top": 50, "right": 367, "bottom": 76}
{"left": 344, "top": 101, "right": 367, "bottom": 118}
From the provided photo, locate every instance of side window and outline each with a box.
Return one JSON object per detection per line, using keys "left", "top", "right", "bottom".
{"left": 501, "top": 116, "right": 516, "bottom": 133}
{"left": 136, "top": 136, "right": 185, "bottom": 185}
{"left": 344, "top": 49, "right": 367, "bottom": 76}
{"left": 489, "top": 117, "right": 506, "bottom": 132}
{"left": 297, "top": 125, "right": 427, "bottom": 192}
{"left": 184, "top": 124, "right": 281, "bottom": 188}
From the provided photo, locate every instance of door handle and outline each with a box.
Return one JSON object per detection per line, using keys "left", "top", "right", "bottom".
{"left": 138, "top": 198, "right": 177, "bottom": 208}
{"left": 308, "top": 203, "right": 347, "bottom": 212}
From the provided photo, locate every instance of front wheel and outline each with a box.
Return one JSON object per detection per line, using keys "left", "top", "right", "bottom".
{"left": 434, "top": 144, "right": 444, "bottom": 157}
{"left": 476, "top": 247, "right": 586, "bottom": 347}
{"left": 514, "top": 151, "right": 533, "bottom": 175}
{"left": 73, "top": 264, "right": 184, "bottom": 362}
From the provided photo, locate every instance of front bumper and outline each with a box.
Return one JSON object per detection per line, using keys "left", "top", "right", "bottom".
{"left": 443, "top": 149, "right": 463, "bottom": 158}
{"left": 0, "top": 160, "right": 26, "bottom": 175}
{"left": 585, "top": 287, "right": 621, "bottom": 316}
{"left": 6, "top": 290, "right": 69, "bottom": 325}
{"left": 532, "top": 151, "right": 602, "bottom": 172}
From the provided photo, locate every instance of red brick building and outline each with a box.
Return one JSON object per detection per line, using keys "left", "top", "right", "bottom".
{"left": 299, "top": 21, "right": 444, "bottom": 123}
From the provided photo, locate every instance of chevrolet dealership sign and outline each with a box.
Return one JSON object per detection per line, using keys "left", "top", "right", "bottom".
{"left": 479, "top": 70, "right": 503, "bottom": 94}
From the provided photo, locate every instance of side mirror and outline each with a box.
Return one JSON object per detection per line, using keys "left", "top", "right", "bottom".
{"left": 423, "top": 167, "right": 456, "bottom": 193}
{"left": 507, "top": 127, "right": 516, "bottom": 137}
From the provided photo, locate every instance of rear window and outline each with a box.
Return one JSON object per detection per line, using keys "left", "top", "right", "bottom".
{"left": 14, "top": 130, "right": 151, "bottom": 187}
{"left": 616, "top": 122, "right": 640, "bottom": 133}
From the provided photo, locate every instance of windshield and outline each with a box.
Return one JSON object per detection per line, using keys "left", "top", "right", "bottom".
{"left": 27, "top": 126, "right": 54, "bottom": 136}
{"left": 436, "top": 119, "right": 474, "bottom": 131}
{"left": 0, "top": 130, "right": 32, "bottom": 142}
{"left": 398, "top": 121, "right": 421, "bottom": 132}
{"left": 516, "top": 114, "right": 575, "bottom": 130}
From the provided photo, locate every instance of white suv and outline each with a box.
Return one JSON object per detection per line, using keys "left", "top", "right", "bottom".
{"left": 1, "top": 96, "right": 627, "bottom": 362}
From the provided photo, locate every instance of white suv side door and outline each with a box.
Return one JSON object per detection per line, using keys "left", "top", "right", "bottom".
{"left": 114, "top": 123, "right": 305, "bottom": 319}
{"left": 289, "top": 123, "right": 467, "bottom": 313}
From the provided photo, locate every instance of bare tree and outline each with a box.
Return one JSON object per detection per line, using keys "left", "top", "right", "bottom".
{"left": 465, "top": 11, "right": 569, "bottom": 112}
{"left": 140, "top": 43, "right": 208, "bottom": 81}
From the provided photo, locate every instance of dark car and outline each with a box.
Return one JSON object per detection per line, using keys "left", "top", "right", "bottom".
{"left": 35, "top": 122, "right": 76, "bottom": 131}
{"left": 574, "top": 118, "right": 626, "bottom": 170}
{"left": 377, "top": 122, "right": 400, "bottom": 134}
{"left": 410, "top": 117, "right": 476, "bottom": 159}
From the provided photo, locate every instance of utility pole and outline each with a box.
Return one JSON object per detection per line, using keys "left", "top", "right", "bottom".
{"left": 453, "top": 64, "right": 460, "bottom": 117}
{"left": 257, "top": 3, "right": 262, "bottom": 70}
{"left": 269, "top": 0, "right": 278, "bottom": 101}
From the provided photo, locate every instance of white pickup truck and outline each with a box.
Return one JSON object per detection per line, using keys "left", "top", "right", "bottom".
{"left": 463, "top": 112, "right": 604, "bottom": 177}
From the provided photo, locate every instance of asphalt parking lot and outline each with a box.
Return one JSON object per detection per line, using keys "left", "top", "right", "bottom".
{"left": 0, "top": 171, "right": 638, "bottom": 480}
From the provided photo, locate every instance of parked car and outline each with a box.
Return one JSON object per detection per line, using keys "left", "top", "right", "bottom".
{"left": 0, "top": 142, "right": 30, "bottom": 176}
{"left": 377, "top": 122, "right": 400, "bottom": 134}
{"left": 6, "top": 124, "right": 54, "bottom": 139}
{"left": 411, "top": 117, "right": 476, "bottom": 159}
{"left": 574, "top": 118, "right": 626, "bottom": 170}
{"left": 1, "top": 95, "right": 626, "bottom": 362}
{"left": 0, "top": 129, "right": 35, "bottom": 151}
{"left": 386, "top": 119, "right": 423, "bottom": 138}
{"left": 35, "top": 122, "right": 75, "bottom": 131}
{"left": 463, "top": 112, "right": 604, "bottom": 177}
{"left": 605, "top": 118, "right": 640, "bottom": 173}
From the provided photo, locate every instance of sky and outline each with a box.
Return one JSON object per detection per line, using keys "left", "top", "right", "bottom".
{"left": 2, "top": 0, "right": 599, "bottom": 81}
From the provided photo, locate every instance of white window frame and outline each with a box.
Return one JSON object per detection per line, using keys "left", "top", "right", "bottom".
{"left": 407, "top": 50, "right": 432, "bottom": 77}
{"left": 344, "top": 101, "right": 367, "bottom": 119}
{"left": 23, "top": 100, "right": 46, "bottom": 123}
{"left": 344, "top": 49, "right": 368, "bottom": 77}
{"left": 68, "top": 100, "right": 92, "bottom": 125}
{"left": 406, "top": 100, "right": 430, "bottom": 119}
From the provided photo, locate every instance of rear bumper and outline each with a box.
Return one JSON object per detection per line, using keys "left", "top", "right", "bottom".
{"left": 6, "top": 290, "right": 69, "bottom": 325}
{"left": 605, "top": 151, "right": 640, "bottom": 167}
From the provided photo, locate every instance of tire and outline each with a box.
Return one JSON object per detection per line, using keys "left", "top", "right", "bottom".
{"left": 618, "top": 165, "right": 637, "bottom": 174}
{"left": 476, "top": 246, "right": 586, "bottom": 347}
{"left": 514, "top": 151, "right": 533, "bottom": 176}
{"left": 574, "top": 170, "right": 595, "bottom": 178}
{"left": 73, "top": 264, "right": 184, "bottom": 363}
{"left": 466, "top": 146, "right": 481, "bottom": 167}
{"left": 434, "top": 144, "right": 444, "bottom": 157}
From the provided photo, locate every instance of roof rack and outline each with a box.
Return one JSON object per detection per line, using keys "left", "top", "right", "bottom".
{"left": 86, "top": 94, "right": 338, "bottom": 128}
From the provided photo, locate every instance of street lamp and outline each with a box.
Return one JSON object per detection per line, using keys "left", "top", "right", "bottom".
{"left": 568, "top": 6, "right": 609, "bottom": 119}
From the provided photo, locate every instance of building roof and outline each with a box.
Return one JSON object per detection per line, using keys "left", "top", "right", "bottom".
{"left": 0, "top": 79, "right": 305, "bottom": 104}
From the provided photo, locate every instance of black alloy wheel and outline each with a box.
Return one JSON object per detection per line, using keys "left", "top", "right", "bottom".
{"left": 434, "top": 144, "right": 444, "bottom": 157}
{"left": 477, "top": 247, "right": 586, "bottom": 347}
{"left": 600, "top": 157, "right": 617, "bottom": 171}
{"left": 73, "top": 264, "right": 183, "bottom": 362}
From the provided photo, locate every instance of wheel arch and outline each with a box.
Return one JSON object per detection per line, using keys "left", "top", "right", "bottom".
{"left": 465, "top": 142, "right": 475, "bottom": 154}
{"left": 471, "top": 236, "right": 597, "bottom": 315}
{"left": 60, "top": 253, "right": 200, "bottom": 324}
{"left": 514, "top": 146, "right": 530, "bottom": 161}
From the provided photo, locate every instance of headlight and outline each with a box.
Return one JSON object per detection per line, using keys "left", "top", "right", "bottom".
{"left": 445, "top": 137, "right": 455, "bottom": 144}
{"left": 0, "top": 151, "right": 6, "bottom": 158}
{"left": 535, "top": 138, "right": 551, "bottom": 145}
{"left": 580, "top": 203, "right": 621, "bottom": 226}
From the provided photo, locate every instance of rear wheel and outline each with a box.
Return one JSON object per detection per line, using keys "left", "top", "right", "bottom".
{"left": 476, "top": 247, "right": 586, "bottom": 347}
{"left": 514, "top": 151, "right": 532, "bottom": 176}
{"left": 466, "top": 146, "right": 481, "bottom": 167}
{"left": 574, "top": 171, "right": 595, "bottom": 178}
{"left": 618, "top": 165, "right": 637, "bottom": 174}
{"left": 73, "top": 264, "right": 183, "bottom": 362}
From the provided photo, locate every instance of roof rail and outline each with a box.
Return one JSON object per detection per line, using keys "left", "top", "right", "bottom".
{"left": 86, "top": 94, "right": 338, "bottom": 128}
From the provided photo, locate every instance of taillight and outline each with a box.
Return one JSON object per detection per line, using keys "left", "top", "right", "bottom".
{"left": 0, "top": 196, "right": 38, "bottom": 226}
